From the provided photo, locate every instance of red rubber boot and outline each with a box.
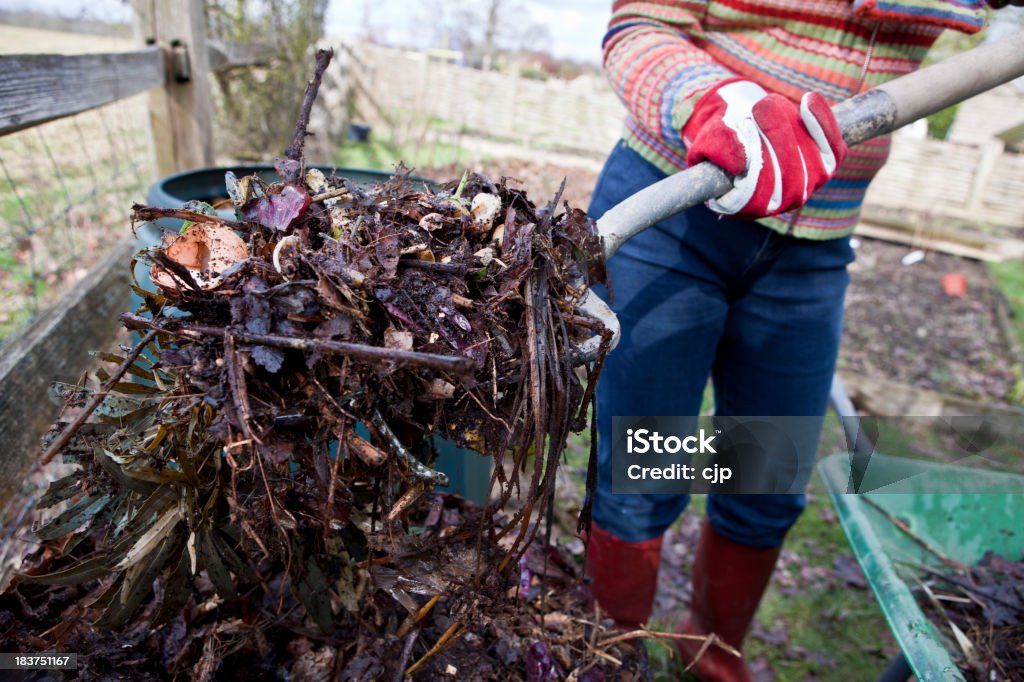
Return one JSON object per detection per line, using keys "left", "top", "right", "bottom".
{"left": 585, "top": 523, "right": 663, "bottom": 630}
{"left": 676, "top": 519, "right": 782, "bottom": 681}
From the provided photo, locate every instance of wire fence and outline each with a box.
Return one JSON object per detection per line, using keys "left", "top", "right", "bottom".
{"left": 0, "top": 23, "right": 154, "bottom": 344}
{"left": 0, "top": 94, "right": 152, "bottom": 342}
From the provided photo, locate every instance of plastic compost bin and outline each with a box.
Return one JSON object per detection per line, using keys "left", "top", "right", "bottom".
{"left": 136, "top": 164, "right": 491, "bottom": 505}
{"left": 817, "top": 452, "right": 1024, "bottom": 681}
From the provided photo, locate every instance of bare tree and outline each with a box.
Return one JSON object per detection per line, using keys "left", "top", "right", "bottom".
{"left": 446, "top": 0, "right": 552, "bottom": 69}
{"left": 206, "top": 0, "right": 329, "bottom": 161}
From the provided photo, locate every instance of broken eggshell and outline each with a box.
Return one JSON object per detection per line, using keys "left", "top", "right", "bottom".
{"left": 470, "top": 193, "right": 501, "bottom": 226}
{"left": 150, "top": 223, "right": 249, "bottom": 292}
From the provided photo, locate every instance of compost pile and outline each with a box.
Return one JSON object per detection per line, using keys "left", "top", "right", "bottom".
{"left": 0, "top": 49, "right": 648, "bottom": 680}
{"left": 915, "top": 551, "right": 1024, "bottom": 681}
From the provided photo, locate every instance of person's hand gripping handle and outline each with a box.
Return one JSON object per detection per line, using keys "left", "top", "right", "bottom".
{"left": 682, "top": 79, "right": 847, "bottom": 219}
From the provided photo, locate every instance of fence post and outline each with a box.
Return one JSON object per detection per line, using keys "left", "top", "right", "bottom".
{"left": 965, "top": 139, "right": 1005, "bottom": 216}
{"left": 132, "top": 0, "right": 215, "bottom": 176}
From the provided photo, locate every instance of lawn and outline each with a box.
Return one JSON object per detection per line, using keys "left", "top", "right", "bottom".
{"left": 986, "top": 260, "right": 1024, "bottom": 404}
{"left": 333, "top": 132, "right": 477, "bottom": 175}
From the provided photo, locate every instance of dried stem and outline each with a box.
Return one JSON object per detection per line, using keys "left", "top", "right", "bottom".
{"left": 224, "top": 331, "right": 258, "bottom": 444}
{"left": 131, "top": 205, "right": 250, "bottom": 231}
{"left": 282, "top": 48, "right": 334, "bottom": 182}
{"left": 39, "top": 330, "right": 158, "bottom": 466}
{"left": 392, "top": 631, "right": 419, "bottom": 682}
{"left": 405, "top": 621, "right": 466, "bottom": 676}
{"left": 370, "top": 410, "right": 449, "bottom": 487}
{"left": 597, "top": 629, "right": 738, "bottom": 656}
{"left": 862, "top": 496, "right": 964, "bottom": 570}
{"left": 120, "top": 313, "right": 476, "bottom": 376}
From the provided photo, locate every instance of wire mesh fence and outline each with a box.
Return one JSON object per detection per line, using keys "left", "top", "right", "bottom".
{"left": 0, "top": 95, "right": 153, "bottom": 342}
{"left": 0, "top": 23, "right": 154, "bottom": 343}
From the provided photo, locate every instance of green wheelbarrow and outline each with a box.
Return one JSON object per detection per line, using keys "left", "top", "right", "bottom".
{"left": 818, "top": 379, "right": 1024, "bottom": 681}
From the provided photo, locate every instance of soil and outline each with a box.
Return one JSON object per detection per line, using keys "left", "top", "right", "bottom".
{"left": 841, "top": 238, "right": 1017, "bottom": 405}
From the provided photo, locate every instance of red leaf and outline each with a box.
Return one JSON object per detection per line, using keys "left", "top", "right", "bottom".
{"left": 241, "top": 183, "right": 310, "bottom": 232}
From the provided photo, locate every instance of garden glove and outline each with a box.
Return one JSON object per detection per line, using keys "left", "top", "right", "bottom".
{"left": 682, "top": 79, "right": 848, "bottom": 219}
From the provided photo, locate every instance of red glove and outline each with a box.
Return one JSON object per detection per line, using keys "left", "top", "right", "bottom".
{"left": 682, "top": 79, "right": 847, "bottom": 219}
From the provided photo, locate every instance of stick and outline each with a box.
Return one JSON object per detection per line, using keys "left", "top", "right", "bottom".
{"left": 120, "top": 313, "right": 476, "bottom": 376}
{"left": 906, "top": 561, "right": 1023, "bottom": 612}
{"left": 39, "top": 330, "right": 158, "bottom": 466}
{"left": 371, "top": 410, "right": 449, "bottom": 487}
{"left": 386, "top": 483, "right": 431, "bottom": 522}
{"left": 405, "top": 621, "right": 465, "bottom": 676}
{"left": 397, "top": 594, "right": 440, "bottom": 639}
{"left": 224, "top": 331, "right": 259, "bottom": 444}
{"left": 596, "top": 629, "right": 739, "bottom": 657}
{"left": 131, "top": 205, "right": 250, "bottom": 231}
{"left": 282, "top": 48, "right": 334, "bottom": 182}
{"left": 311, "top": 187, "right": 352, "bottom": 203}
{"left": 398, "top": 260, "right": 467, "bottom": 275}
{"left": 392, "top": 631, "right": 419, "bottom": 682}
{"left": 862, "top": 496, "right": 965, "bottom": 569}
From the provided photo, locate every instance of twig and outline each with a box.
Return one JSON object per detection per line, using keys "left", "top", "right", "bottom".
{"left": 131, "top": 204, "right": 250, "bottom": 231}
{"left": 904, "top": 560, "right": 1023, "bottom": 612}
{"left": 398, "top": 260, "right": 467, "bottom": 275}
{"left": 370, "top": 410, "right": 449, "bottom": 487}
{"left": 120, "top": 313, "right": 476, "bottom": 376}
{"left": 386, "top": 482, "right": 431, "bottom": 523}
{"left": 311, "top": 187, "right": 352, "bottom": 203}
{"left": 392, "top": 631, "right": 419, "bottom": 682}
{"left": 405, "top": 620, "right": 465, "bottom": 676}
{"left": 862, "top": 496, "right": 965, "bottom": 570}
{"left": 596, "top": 629, "right": 739, "bottom": 657}
{"left": 39, "top": 330, "right": 158, "bottom": 466}
{"left": 683, "top": 633, "right": 729, "bottom": 672}
{"left": 282, "top": 48, "right": 334, "bottom": 182}
{"left": 397, "top": 594, "right": 440, "bottom": 638}
{"left": 224, "top": 330, "right": 259, "bottom": 445}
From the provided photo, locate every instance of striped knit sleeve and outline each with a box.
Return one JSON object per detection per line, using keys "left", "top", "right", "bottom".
{"left": 602, "top": 0, "right": 737, "bottom": 148}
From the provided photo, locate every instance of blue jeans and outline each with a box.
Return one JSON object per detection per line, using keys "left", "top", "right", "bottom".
{"left": 589, "top": 142, "right": 855, "bottom": 549}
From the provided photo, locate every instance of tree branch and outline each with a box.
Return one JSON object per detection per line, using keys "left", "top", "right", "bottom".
{"left": 120, "top": 313, "right": 476, "bottom": 376}
{"left": 281, "top": 48, "right": 334, "bottom": 183}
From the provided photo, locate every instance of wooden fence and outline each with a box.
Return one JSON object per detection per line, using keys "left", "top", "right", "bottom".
{"left": 347, "top": 43, "right": 624, "bottom": 158}
{"left": 0, "top": 0, "right": 270, "bottom": 497}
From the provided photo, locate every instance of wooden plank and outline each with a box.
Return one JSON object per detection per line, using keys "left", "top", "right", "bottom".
{"left": 0, "top": 48, "right": 164, "bottom": 136}
{"left": 839, "top": 372, "right": 1024, "bottom": 441}
{"left": 855, "top": 218, "right": 1024, "bottom": 262}
{"left": 133, "top": 0, "right": 215, "bottom": 176}
{"left": 207, "top": 40, "right": 276, "bottom": 71}
{"left": 0, "top": 240, "right": 134, "bottom": 501}
{"left": 965, "top": 140, "right": 1005, "bottom": 214}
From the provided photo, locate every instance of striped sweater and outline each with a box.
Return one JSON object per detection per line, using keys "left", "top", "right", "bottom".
{"left": 603, "top": 0, "right": 995, "bottom": 239}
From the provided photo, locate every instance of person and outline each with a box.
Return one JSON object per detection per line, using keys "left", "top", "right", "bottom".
{"left": 585, "top": 1, "right": 1020, "bottom": 679}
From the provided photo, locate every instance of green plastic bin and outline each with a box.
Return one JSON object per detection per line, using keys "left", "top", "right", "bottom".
{"left": 818, "top": 452, "right": 1024, "bottom": 681}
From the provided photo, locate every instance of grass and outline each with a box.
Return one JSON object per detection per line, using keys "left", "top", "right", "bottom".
{"left": 332, "top": 132, "right": 476, "bottom": 175}
{"left": 986, "top": 260, "right": 1024, "bottom": 404}
{"left": 743, "top": 477, "right": 895, "bottom": 680}
{"left": 988, "top": 260, "right": 1024, "bottom": 348}
{"left": 0, "top": 89, "right": 151, "bottom": 344}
